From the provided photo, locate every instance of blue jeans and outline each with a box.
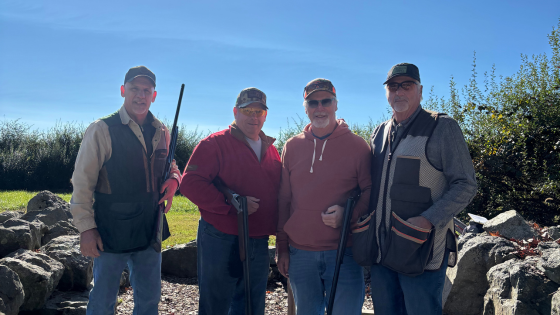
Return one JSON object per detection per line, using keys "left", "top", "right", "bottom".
{"left": 369, "top": 251, "right": 449, "bottom": 315}
{"left": 197, "top": 218, "right": 270, "bottom": 315}
{"left": 288, "top": 245, "right": 365, "bottom": 315}
{"left": 87, "top": 246, "right": 161, "bottom": 315}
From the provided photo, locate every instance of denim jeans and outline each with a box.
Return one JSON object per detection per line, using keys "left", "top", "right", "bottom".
{"left": 369, "top": 251, "right": 449, "bottom": 315}
{"left": 288, "top": 245, "right": 365, "bottom": 315}
{"left": 197, "top": 218, "right": 270, "bottom": 315}
{"left": 86, "top": 246, "right": 161, "bottom": 315}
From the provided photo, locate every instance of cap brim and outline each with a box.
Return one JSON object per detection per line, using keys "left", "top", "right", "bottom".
{"left": 237, "top": 101, "right": 268, "bottom": 109}
{"left": 304, "top": 90, "right": 336, "bottom": 99}
{"left": 126, "top": 75, "right": 156, "bottom": 87}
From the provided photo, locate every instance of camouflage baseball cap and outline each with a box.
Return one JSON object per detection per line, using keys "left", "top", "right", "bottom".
{"left": 235, "top": 87, "right": 268, "bottom": 109}
{"left": 303, "top": 78, "right": 336, "bottom": 99}
{"left": 383, "top": 63, "right": 420, "bottom": 85}
{"left": 124, "top": 66, "right": 156, "bottom": 87}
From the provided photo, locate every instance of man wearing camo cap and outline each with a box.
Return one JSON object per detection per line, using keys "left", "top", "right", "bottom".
{"left": 180, "top": 88, "right": 281, "bottom": 315}
{"left": 276, "top": 78, "right": 372, "bottom": 314}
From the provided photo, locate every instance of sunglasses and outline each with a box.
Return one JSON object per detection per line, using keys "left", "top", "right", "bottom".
{"left": 239, "top": 107, "right": 267, "bottom": 117}
{"left": 386, "top": 81, "right": 418, "bottom": 92}
{"left": 304, "top": 98, "right": 336, "bottom": 108}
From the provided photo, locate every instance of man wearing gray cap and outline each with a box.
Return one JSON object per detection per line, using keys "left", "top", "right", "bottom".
{"left": 71, "top": 66, "right": 182, "bottom": 314}
{"left": 359, "top": 63, "right": 476, "bottom": 314}
{"left": 180, "top": 87, "right": 281, "bottom": 315}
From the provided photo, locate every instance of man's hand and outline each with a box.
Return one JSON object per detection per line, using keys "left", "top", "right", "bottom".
{"left": 277, "top": 252, "right": 290, "bottom": 278}
{"left": 159, "top": 178, "right": 179, "bottom": 213}
{"left": 80, "top": 228, "right": 104, "bottom": 258}
{"left": 406, "top": 216, "right": 434, "bottom": 230}
{"left": 246, "top": 196, "right": 260, "bottom": 215}
{"left": 321, "top": 205, "right": 344, "bottom": 228}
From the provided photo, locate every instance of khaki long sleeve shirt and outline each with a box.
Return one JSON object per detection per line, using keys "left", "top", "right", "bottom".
{"left": 70, "top": 106, "right": 182, "bottom": 233}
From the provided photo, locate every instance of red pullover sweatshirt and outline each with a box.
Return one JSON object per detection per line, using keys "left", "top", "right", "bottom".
{"left": 180, "top": 123, "right": 281, "bottom": 237}
{"left": 276, "top": 119, "right": 372, "bottom": 257}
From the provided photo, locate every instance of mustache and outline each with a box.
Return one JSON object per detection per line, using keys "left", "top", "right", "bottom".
{"left": 394, "top": 97, "right": 408, "bottom": 102}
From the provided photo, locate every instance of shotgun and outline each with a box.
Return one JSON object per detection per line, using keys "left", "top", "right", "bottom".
{"left": 152, "top": 83, "right": 185, "bottom": 253}
{"left": 213, "top": 178, "right": 252, "bottom": 315}
{"left": 326, "top": 189, "right": 361, "bottom": 315}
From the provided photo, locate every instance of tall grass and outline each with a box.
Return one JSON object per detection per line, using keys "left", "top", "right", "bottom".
{"left": 1, "top": 116, "right": 379, "bottom": 191}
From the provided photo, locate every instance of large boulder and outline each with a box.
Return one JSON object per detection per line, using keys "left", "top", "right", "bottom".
{"left": 26, "top": 191, "right": 72, "bottom": 220}
{"left": 41, "top": 221, "right": 79, "bottom": 246}
{"left": 0, "top": 264, "right": 25, "bottom": 315}
{"left": 484, "top": 257, "right": 560, "bottom": 315}
{"left": 0, "top": 211, "right": 22, "bottom": 224}
{"left": 41, "top": 289, "right": 89, "bottom": 315}
{"left": 161, "top": 241, "right": 197, "bottom": 278}
{"left": 0, "top": 219, "right": 42, "bottom": 258}
{"left": 444, "top": 235, "right": 518, "bottom": 315}
{"left": 483, "top": 210, "right": 537, "bottom": 240}
{"left": 42, "top": 235, "right": 93, "bottom": 291}
{"left": 546, "top": 226, "right": 560, "bottom": 241}
{"left": 537, "top": 242, "right": 560, "bottom": 285}
{"left": 0, "top": 249, "right": 64, "bottom": 311}
{"left": 552, "top": 289, "right": 560, "bottom": 315}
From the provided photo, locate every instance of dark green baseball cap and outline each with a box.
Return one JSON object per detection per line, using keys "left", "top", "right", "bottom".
{"left": 235, "top": 87, "right": 268, "bottom": 109}
{"left": 383, "top": 63, "right": 420, "bottom": 85}
{"left": 124, "top": 66, "right": 156, "bottom": 87}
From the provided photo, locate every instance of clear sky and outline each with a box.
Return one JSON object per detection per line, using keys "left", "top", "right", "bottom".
{"left": 1, "top": 1, "right": 559, "bottom": 137}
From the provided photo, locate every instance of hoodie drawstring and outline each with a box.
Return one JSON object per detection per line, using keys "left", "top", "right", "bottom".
{"left": 310, "top": 139, "right": 317, "bottom": 173}
{"left": 310, "top": 139, "right": 328, "bottom": 173}
{"left": 319, "top": 139, "right": 328, "bottom": 161}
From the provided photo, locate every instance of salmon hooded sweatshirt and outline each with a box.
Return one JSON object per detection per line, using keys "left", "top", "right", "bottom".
{"left": 276, "top": 119, "right": 372, "bottom": 257}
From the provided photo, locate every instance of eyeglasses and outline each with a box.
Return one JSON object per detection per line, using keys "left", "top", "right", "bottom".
{"left": 239, "top": 107, "right": 267, "bottom": 117}
{"left": 386, "top": 81, "right": 418, "bottom": 92}
{"left": 304, "top": 98, "right": 336, "bottom": 108}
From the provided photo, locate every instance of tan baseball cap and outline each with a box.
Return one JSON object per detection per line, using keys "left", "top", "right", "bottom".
{"left": 235, "top": 87, "right": 268, "bottom": 109}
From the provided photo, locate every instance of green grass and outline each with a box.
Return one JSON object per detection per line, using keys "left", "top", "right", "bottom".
{"left": 0, "top": 191, "right": 276, "bottom": 247}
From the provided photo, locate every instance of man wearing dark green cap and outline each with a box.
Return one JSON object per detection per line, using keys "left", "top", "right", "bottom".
{"left": 361, "top": 63, "right": 477, "bottom": 314}
{"left": 180, "top": 87, "right": 281, "bottom": 315}
{"left": 71, "top": 66, "right": 182, "bottom": 314}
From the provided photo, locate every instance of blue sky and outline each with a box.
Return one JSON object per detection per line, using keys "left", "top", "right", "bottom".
{"left": 1, "top": 1, "right": 559, "bottom": 137}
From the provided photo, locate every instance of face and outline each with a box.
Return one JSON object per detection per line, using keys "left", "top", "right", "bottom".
{"left": 386, "top": 76, "right": 422, "bottom": 114}
{"left": 121, "top": 77, "right": 157, "bottom": 121}
{"left": 233, "top": 102, "right": 267, "bottom": 139}
{"left": 304, "top": 91, "right": 338, "bottom": 129}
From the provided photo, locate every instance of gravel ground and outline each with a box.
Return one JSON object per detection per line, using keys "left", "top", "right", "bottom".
{"left": 116, "top": 276, "right": 374, "bottom": 314}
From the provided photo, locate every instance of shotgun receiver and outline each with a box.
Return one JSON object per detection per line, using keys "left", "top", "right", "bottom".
{"left": 152, "top": 84, "right": 185, "bottom": 253}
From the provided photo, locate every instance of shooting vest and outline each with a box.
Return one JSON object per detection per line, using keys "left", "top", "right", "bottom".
{"left": 93, "top": 111, "right": 168, "bottom": 253}
{"left": 368, "top": 109, "right": 456, "bottom": 275}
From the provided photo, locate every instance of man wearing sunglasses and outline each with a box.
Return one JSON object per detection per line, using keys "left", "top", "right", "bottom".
{"left": 276, "top": 78, "right": 372, "bottom": 314}
{"left": 365, "top": 63, "right": 476, "bottom": 314}
{"left": 180, "top": 87, "right": 281, "bottom": 315}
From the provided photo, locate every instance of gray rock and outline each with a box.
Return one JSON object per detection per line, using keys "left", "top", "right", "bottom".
{"left": 41, "top": 289, "right": 89, "bottom": 315}
{"left": 0, "top": 264, "right": 25, "bottom": 315}
{"left": 458, "top": 232, "right": 479, "bottom": 252}
{"left": 443, "top": 266, "right": 455, "bottom": 307}
{"left": 26, "top": 191, "right": 72, "bottom": 220}
{"left": 0, "top": 219, "right": 41, "bottom": 258}
{"left": 483, "top": 210, "right": 538, "bottom": 240}
{"left": 484, "top": 257, "right": 559, "bottom": 315}
{"left": 42, "top": 235, "right": 93, "bottom": 291}
{"left": 22, "top": 192, "right": 72, "bottom": 229}
{"left": 0, "top": 211, "right": 22, "bottom": 224}
{"left": 42, "top": 221, "right": 79, "bottom": 246}
{"left": 538, "top": 241, "right": 560, "bottom": 252}
{"left": 546, "top": 226, "right": 560, "bottom": 241}
{"left": 444, "top": 235, "right": 518, "bottom": 315}
{"left": 552, "top": 289, "right": 560, "bottom": 315}
{"left": 538, "top": 245, "right": 560, "bottom": 285}
{"left": 161, "top": 241, "right": 197, "bottom": 278}
{"left": 0, "top": 249, "right": 64, "bottom": 311}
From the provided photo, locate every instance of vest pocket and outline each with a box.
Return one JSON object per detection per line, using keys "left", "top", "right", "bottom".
{"left": 352, "top": 211, "right": 378, "bottom": 266}
{"left": 381, "top": 212, "right": 434, "bottom": 276}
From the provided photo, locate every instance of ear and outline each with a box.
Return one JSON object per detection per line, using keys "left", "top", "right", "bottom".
{"left": 152, "top": 91, "right": 157, "bottom": 102}
{"left": 233, "top": 107, "right": 238, "bottom": 116}
{"left": 120, "top": 85, "right": 125, "bottom": 97}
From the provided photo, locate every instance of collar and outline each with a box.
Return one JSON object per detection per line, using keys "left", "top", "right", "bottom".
{"left": 230, "top": 122, "right": 276, "bottom": 150}
{"left": 118, "top": 105, "right": 163, "bottom": 129}
{"left": 392, "top": 105, "right": 422, "bottom": 129}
